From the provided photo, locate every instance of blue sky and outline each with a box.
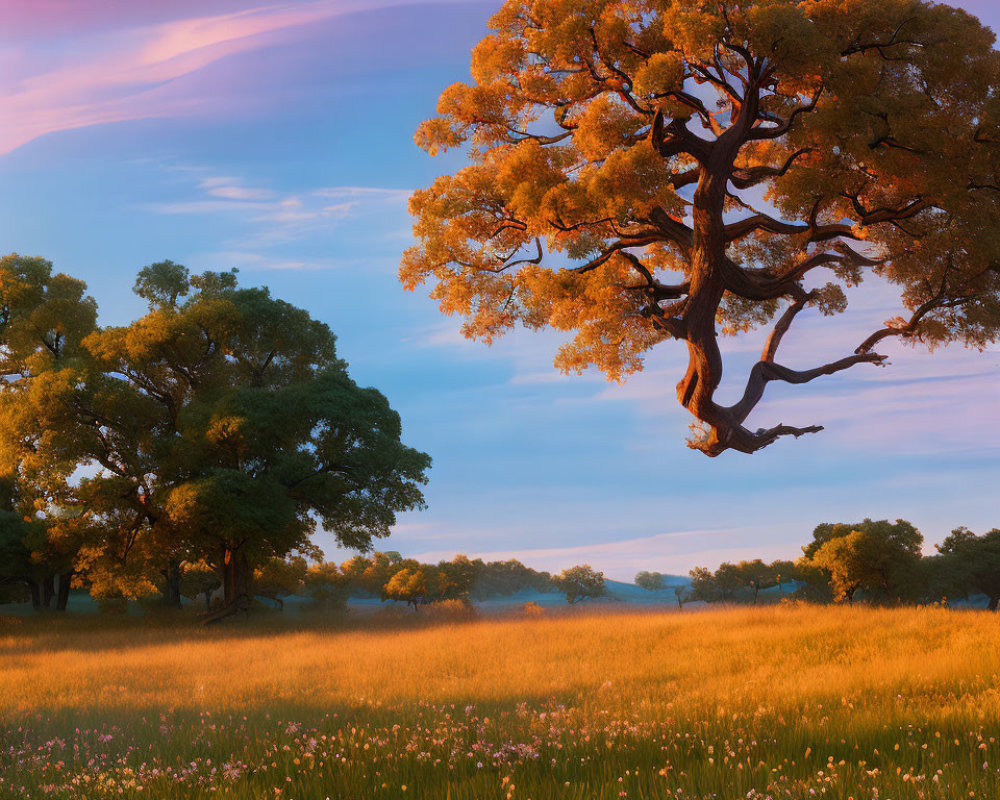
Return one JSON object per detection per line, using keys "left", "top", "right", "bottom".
{"left": 1, "top": 0, "right": 997, "bottom": 579}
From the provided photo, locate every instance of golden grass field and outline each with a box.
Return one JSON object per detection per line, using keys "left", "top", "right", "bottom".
{"left": 2, "top": 604, "right": 999, "bottom": 798}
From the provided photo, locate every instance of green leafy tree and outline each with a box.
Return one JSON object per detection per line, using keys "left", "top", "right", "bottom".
{"left": 383, "top": 566, "right": 436, "bottom": 609}
{"left": 437, "top": 554, "right": 477, "bottom": 601}
{"left": 179, "top": 560, "right": 222, "bottom": 611}
{"left": 810, "top": 534, "right": 865, "bottom": 604}
{"left": 734, "top": 559, "right": 777, "bottom": 604}
{"left": 0, "top": 503, "right": 42, "bottom": 606}
{"left": 554, "top": 564, "right": 605, "bottom": 604}
{"left": 341, "top": 552, "right": 407, "bottom": 596}
{"left": 804, "top": 519, "right": 923, "bottom": 560}
{"left": 911, "top": 553, "right": 955, "bottom": 606}
{"left": 715, "top": 562, "right": 742, "bottom": 602}
{"left": 470, "top": 558, "right": 553, "bottom": 598}
{"left": 254, "top": 556, "right": 309, "bottom": 610}
{"left": 403, "top": 0, "right": 1000, "bottom": 456}
{"left": 803, "top": 522, "right": 842, "bottom": 560}
{"left": 688, "top": 566, "right": 719, "bottom": 602}
{"left": 936, "top": 527, "right": 1000, "bottom": 610}
{"left": 92, "top": 264, "right": 430, "bottom": 617}
{"left": 303, "top": 561, "right": 350, "bottom": 610}
{"left": 808, "top": 520, "right": 923, "bottom": 604}
{"left": 635, "top": 570, "right": 666, "bottom": 591}
{"left": 0, "top": 257, "right": 432, "bottom": 617}
{"left": 790, "top": 558, "right": 833, "bottom": 603}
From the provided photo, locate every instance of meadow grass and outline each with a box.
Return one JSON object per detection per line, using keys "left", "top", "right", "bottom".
{"left": 1, "top": 604, "right": 998, "bottom": 799}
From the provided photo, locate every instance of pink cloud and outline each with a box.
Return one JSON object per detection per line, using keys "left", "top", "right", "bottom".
{"left": 0, "top": 1, "right": 266, "bottom": 38}
{"left": 0, "top": 0, "right": 471, "bottom": 155}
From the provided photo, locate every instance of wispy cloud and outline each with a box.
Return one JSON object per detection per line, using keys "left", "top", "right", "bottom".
{"left": 144, "top": 166, "right": 411, "bottom": 252}
{"left": 198, "top": 176, "right": 274, "bottom": 201}
{"left": 0, "top": 0, "right": 471, "bottom": 155}
{"left": 198, "top": 250, "right": 339, "bottom": 272}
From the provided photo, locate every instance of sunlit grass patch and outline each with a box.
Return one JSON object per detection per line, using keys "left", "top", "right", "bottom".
{"left": 1, "top": 605, "right": 998, "bottom": 798}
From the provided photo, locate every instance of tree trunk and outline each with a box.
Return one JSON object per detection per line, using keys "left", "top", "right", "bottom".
{"left": 223, "top": 548, "right": 251, "bottom": 608}
{"left": 753, "top": 585, "right": 760, "bottom": 604}
{"left": 988, "top": 594, "right": 999, "bottom": 612}
{"left": 28, "top": 580, "right": 41, "bottom": 611}
{"left": 206, "top": 546, "right": 251, "bottom": 623}
{"left": 162, "top": 560, "right": 183, "bottom": 609}
{"left": 201, "top": 588, "right": 213, "bottom": 611}
{"left": 41, "top": 575, "right": 55, "bottom": 608}
{"left": 55, "top": 572, "right": 72, "bottom": 611}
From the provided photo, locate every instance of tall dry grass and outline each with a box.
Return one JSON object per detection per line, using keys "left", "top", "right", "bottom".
{"left": 1, "top": 604, "right": 998, "bottom": 798}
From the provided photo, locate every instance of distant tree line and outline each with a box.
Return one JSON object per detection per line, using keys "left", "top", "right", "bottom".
{"left": 305, "top": 552, "right": 561, "bottom": 610}
{"left": 1, "top": 501, "right": 607, "bottom": 613}
{"left": 171, "top": 552, "right": 596, "bottom": 612}
{"left": 277, "top": 553, "right": 604, "bottom": 610}
{"left": 653, "top": 519, "right": 1000, "bottom": 609}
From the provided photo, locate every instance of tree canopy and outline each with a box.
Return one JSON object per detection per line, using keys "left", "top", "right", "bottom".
{"left": 403, "top": 0, "right": 1000, "bottom": 455}
{"left": 554, "top": 563, "right": 606, "bottom": 603}
{"left": 0, "top": 255, "right": 431, "bottom": 616}
{"left": 805, "top": 519, "right": 923, "bottom": 603}
{"left": 936, "top": 527, "right": 1000, "bottom": 610}
{"left": 634, "top": 570, "right": 666, "bottom": 591}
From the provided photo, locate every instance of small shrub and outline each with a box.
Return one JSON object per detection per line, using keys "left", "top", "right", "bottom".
{"left": 424, "top": 598, "right": 477, "bottom": 623}
{"left": 522, "top": 601, "right": 544, "bottom": 618}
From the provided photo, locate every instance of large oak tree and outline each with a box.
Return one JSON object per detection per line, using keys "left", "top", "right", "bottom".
{"left": 403, "top": 0, "right": 1000, "bottom": 455}
{"left": 0, "top": 256, "right": 431, "bottom": 616}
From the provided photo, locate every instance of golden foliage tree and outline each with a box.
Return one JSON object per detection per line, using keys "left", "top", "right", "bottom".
{"left": 403, "top": 0, "right": 1000, "bottom": 455}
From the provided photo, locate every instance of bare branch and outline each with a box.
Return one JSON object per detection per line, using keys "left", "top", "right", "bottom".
{"left": 619, "top": 251, "right": 691, "bottom": 300}
{"left": 723, "top": 212, "right": 858, "bottom": 245}
{"left": 654, "top": 90, "right": 722, "bottom": 135}
{"left": 730, "top": 148, "right": 812, "bottom": 189}
{"left": 651, "top": 110, "right": 713, "bottom": 164}
{"left": 670, "top": 169, "right": 701, "bottom": 190}
{"left": 761, "top": 287, "right": 818, "bottom": 363}
{"left": 720, "top": 246, "right": 879, "bottom": 301}
{"left": 853, "top": 263, "right": 998, "bottom": 353}
{"left": 840, "top": 194, "right": 928, "bottom": 226}
{"left": 587, "top": 27, "right": 651, "bottom": 116}
{"left": 842, "top": 18, "right": 923, "bottom": 59}
{"left": 505, "top": 127, "right": 575, "bottom": 146}
{"left": 749, "top": 85, "right": 823, "bottom": 140}
{"left": 499, "top": 238, "right": 544, "bottom": 270}
{"left": 643, "top": 297, "right": 688, "bottom": 340}
{"left": 728, "top": 351, "right": 888, "bottom": 425}
{"left": 646, "top": 206, "right": 694, "bottom": 254}
{"left": 688, "top": 60, "right": 743, "bottom": 104}
{"left": 571, "top": 237, "right": 665, "bottom": 274}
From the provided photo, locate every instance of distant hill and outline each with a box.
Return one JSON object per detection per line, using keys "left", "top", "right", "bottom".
{"left": 603, "top": 577, "right": 690, "bottom": 604}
